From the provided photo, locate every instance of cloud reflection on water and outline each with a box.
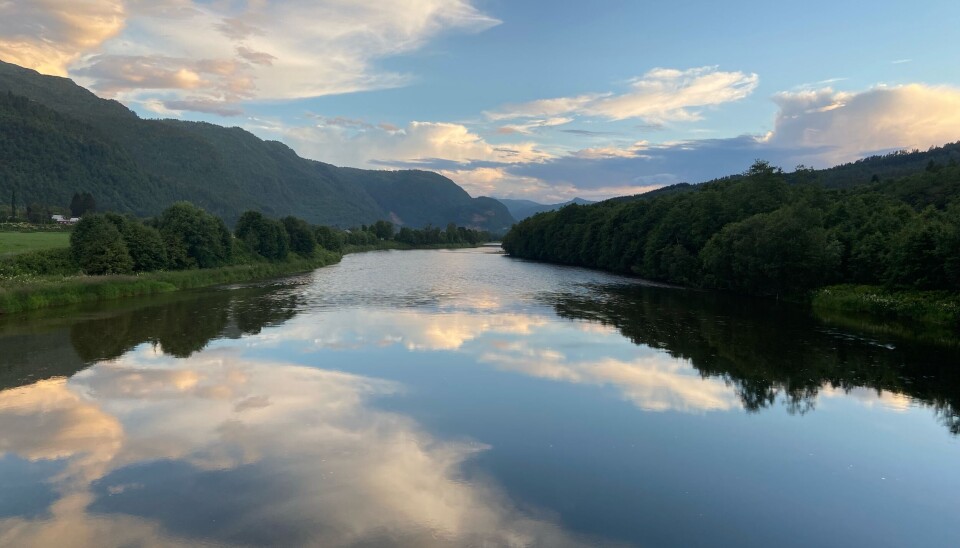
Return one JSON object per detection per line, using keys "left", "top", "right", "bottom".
{"left": 0, "top": 348, "right": 603, "bottom": 547}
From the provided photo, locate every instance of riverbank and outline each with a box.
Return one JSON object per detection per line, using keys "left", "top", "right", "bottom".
{"left": 0, "top": 251, "right": 340, "bottom": 314}
{"left": 811, "top": 284, "right": 960, "bottom": 342}
{"left": 0, "top": 241, "right": 495, "bottom": 314}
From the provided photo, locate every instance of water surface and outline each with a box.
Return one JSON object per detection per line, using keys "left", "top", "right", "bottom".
{"left": 1, "top": 247, "right": 958, "bottom": 547}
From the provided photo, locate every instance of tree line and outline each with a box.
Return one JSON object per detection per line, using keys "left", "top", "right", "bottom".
{"left": 66, "top": 202, "right": 493, "bottom": 276}
{"left": 502, "top": 160, "right": 960, "bottom": 298}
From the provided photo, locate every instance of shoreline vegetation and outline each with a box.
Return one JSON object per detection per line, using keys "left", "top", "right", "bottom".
{"left": 0, "top": 203, "right": 494, "bottom": 315}
{"left": 502, "top": 155, "right": 960, "bottom": 336}
{"left": 811, "top": 285, "right": 960, "bottom": 343}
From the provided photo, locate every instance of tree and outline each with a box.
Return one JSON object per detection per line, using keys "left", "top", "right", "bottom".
{"left": 158, "top": 202, "right": 232, "bottom": 270}
{"left": 70, "top": 215, "right": 134, "bottom": 275}
{"left": 445, "top": 222, "right": 460, "bottom": 243}
{"left": 69, "top": 192, "right": 96, "bottom": 217}
{"left": 700, "top": 206, "right": 841, "bottom": 298}
{"left": 281, "top": 216, "right": 317, "bottom": 256}
{"left": 80, "top": 192, "right": 96, "bottom": 216}
{"left": 315, "top": 225, "right": 345, "bottom": 252}
{"left": 236, "top": 210, "right": 289, "bottom": 261}
{"left": 373, "top": 220, "right": 394, "bottom": 240}
{"left": 70, "top": 193, "right": 83, "bottom": 217}
{"left": 102, "top": 214, "right": 169, "bottom": 272}
{"left": 26, "top": 202, "right": 46, "bottom": 224}
{"left": 10, "top": 189, "right": 15, "bottom": 220}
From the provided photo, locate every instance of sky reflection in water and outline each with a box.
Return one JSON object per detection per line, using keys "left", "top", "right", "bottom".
{"left": 0, "top": 248, "right": 958, "bottom": 547}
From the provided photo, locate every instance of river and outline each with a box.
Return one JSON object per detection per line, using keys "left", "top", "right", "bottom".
{"left": 1, "top": 246, "right": 958, "bottom": 547}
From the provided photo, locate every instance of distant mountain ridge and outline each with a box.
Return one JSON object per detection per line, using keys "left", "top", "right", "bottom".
{"left": 0, "top": 60, "right": 514, "bottom": 231}
{"left": 496, "top": 197, "right": 595, "bottom": 221}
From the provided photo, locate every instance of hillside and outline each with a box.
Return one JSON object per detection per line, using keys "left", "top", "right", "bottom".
{"left": 497, "top": 197, "right": 595, "bottom": 221}
{"left": 607, "top": 144, "right": 960, "bottom": 205}
{"left": 0, "top": 60, "right": 514, "bottom": 231}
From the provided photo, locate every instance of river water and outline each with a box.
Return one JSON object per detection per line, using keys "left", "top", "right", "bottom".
{"left": 0, "top": 247, "right": 958, "bottom": 547}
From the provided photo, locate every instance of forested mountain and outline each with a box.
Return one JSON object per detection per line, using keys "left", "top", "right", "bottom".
{"left": 0, "top": 60, "right": 513, "bottom": 231}
{"left": 503, "top": 159, "right": 960, "bottom": 298}
{"left": 497, "top": 197, "right": 595, "bottom": 221}
{"left": 341, "top": 167, "right": 514, "bottom": 229}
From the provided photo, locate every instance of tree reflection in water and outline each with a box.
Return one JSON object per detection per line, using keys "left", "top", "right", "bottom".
{"left": 544, "top": 284, "right": 960, "bottom": 434}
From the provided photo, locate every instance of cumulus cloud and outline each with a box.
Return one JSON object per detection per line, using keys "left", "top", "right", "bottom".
{"left": 486, "top": 66, "right": 759, "bottom": 123}
{"left": 763, "top": 84, "right": 960, "bottom": 166}
{"left": 437, "top": 167, "right": 561, "bottom": 200}
{"left": 0, "top": 0, "right": 125, "bottom": 76}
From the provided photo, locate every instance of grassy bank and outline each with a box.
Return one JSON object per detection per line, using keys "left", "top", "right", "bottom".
{"left": 811, "top": 285, "right": 960, "bottom": 344}
{"left": 812, "top": 285, "right": 960, "bottom": 326}
{"left": 0, "top": 241, "right": 491, "bottom": 314}
{"left": 0, "top": 251, "right": 340, "bottom": 314}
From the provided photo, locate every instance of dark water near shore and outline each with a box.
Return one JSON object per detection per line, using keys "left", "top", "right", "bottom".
{"left": 1, "top": 247, "right": 958, "bottom": 547}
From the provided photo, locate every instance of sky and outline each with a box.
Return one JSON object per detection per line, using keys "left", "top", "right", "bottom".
{"left": 2, "top": 0, "right": 960, "bottom": 203}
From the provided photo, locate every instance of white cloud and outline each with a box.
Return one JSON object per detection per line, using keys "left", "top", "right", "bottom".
{"left": 504, "top": 82, "right": 960, "bottom": 201}
{"left": 486, "top": 66, "right": 759, "bottom": 123}
{"left": 281, "top": 119, "right": 553, "bottom": 169}
{"left": 496, "top": 117, "right": 574, "bottom": 135}
{"left": 5, "top": 0, "right": 499, "bottom": 114}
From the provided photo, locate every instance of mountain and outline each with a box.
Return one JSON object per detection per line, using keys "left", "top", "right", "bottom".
{"left": 497, "top": 197, "right": 595, "bottom": 221}
{"left": 0, "top": 60, "right": 514, "bottom": 232}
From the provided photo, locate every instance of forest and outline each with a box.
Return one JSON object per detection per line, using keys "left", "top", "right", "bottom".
{"left": 502, "top": 150, "right": 960, "bottom": 300}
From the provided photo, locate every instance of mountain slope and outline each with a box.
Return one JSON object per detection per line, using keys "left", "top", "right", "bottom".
{"left": 497, "top": 197, "right": 595, "bottom": 221}
{"left": 0, "top": 60, "right": 513, "bottom": 230}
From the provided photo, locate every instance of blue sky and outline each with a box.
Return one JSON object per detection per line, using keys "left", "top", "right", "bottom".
{"left": 2, "top": 0, "right": 960, "bottom": 201}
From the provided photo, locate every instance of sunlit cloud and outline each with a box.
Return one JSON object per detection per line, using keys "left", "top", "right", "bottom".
{"left": 280, "top": 120, "right": 554, "bottom": 170}
{"left": 4, "top": 0, "right": 499, "bottom": 115}
{"left": 486, "top": 66, "right": 759, "bottom": 123}
{"left": 437, "top": 166, "right": 560, "bottom": 200}
{"left": 0, "top": 0, "right": 126, "bottom": 77}
{"left": 762, "top": 84, "right": 960, "bottom": 166}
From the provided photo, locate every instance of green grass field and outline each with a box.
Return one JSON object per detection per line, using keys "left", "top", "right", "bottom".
{"left": 0, "top": 232, "right": 71, "bottom": 257}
